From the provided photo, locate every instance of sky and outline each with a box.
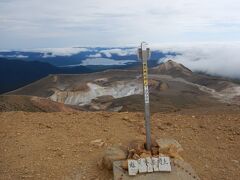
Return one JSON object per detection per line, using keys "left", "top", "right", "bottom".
{"left": 0, "top": 0, "right": 240, "bottom": 49}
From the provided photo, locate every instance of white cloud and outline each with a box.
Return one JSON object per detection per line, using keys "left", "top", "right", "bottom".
{"left": 0, "top": 54, "right": 28, "bottom": 58}
{"left": 88, "top": 53, "right": 102, "bottom": 58}
{"left": 29, "top": 47, "right": 88, "bottom": 57}
{"left": 100, "top": 48, "right": 136, "bottom": 57}
{"left": 0, "top": 0, "right": 240, "bottom": 48}
{"left": 80, "top": 58, "right": 135, "bottom": 66}
{"left": 156, "top": 42, "right": 240, "bottom": 78}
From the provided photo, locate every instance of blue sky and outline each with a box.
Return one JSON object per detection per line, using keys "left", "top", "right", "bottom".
{"left": 0, "top": 0, "right": 240, "bottom": 49}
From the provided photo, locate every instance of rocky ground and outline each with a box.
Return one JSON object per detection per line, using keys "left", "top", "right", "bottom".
{"left": 0, "top": 107, "right": 240, "bottom": 180}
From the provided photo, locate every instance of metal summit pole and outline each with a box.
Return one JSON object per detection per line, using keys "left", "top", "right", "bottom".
{"left": 137, "top": 42, "right": 151, "bottom": 151}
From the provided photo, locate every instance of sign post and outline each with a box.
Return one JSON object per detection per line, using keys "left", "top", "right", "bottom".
{"left": 137, "top": 42, "right": 151, "bottom": 151}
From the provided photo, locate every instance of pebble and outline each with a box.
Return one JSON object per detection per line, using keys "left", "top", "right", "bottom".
{"left": 231, "top": 160, "right": 239, "bottom": 164}
{"left": 90, "top": 139, "right": 105, "bottom": 147}
{"left": 122, "top": 116, "right": 129, "bottom": 121}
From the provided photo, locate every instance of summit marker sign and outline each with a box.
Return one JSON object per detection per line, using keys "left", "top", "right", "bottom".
{"left": 137, "top": 42, "right": 151, "bottom": 150}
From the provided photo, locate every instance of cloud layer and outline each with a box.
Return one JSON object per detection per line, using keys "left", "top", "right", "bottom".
{"left": 156, "top": 42, "right": 240, "bottom": 79}
{"left": 0, "top": 0, "right": 240, "bottom": 48}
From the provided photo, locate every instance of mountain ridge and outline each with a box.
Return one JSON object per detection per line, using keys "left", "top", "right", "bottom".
{"left": 6, "top": 60, "right": 240, "bottom": 112}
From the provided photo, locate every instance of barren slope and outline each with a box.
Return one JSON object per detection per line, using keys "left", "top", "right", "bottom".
{"left": 0, "top": 108, "right": 239, "bottom": 180}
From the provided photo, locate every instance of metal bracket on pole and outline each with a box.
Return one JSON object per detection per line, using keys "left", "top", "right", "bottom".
{"left": 137, "top": 42, "right": 151, "bottom": 151}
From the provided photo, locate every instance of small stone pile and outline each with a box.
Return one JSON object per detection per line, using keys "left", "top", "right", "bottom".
{"left": 101, "top": 138, "right": 183, "bottom": 170}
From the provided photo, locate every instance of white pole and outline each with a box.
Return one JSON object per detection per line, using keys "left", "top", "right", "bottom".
{"left": 138, "top": 42, "right": 151, "bottom": 150}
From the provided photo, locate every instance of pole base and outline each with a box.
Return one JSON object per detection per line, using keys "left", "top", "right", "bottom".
{"left": 113, "top": 159, "right": 200, "bottom": 180}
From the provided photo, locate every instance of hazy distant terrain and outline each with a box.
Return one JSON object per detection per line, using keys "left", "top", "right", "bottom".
{"left": 0, "top": 48, "right": 178, "bottom": 94}
{"left": 0, "top": 47, "right": 175, "bottom": 67}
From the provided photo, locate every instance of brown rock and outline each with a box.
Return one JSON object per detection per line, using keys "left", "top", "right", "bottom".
{"left": 151, "top": 147, "right": 159, "bottom": 156}
{"left": 128, "top": 139, "right": 145, "bottom": 155}
{"left": 102, "top": 146, "right": 127, "bottom": 170}
{"left": 140, "top": 152, "right": 152, "bottom": 158}
{"left": 127, "top": 149, "right": 136, "bottom": 159}
{"left": 132, "top": 153, "right": 140, "bottom": 160}
{"left": 156, "top": 138, "right": 183, "bottom": 153}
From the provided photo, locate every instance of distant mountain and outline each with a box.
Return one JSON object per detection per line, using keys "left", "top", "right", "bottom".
{"left": 0, "top": 47, "right": 179, "bottom": 94}
{"left": 151, "top": 60, "right": 192, "bottom": 77}
{"left": 7, "top": 60, "right": 240, "bottom": 112}
{"left": 0, "top": 58, "right": 92, "bottom": 94}
{"left": 0, "top": 57, "right": 151, "bottom": 94}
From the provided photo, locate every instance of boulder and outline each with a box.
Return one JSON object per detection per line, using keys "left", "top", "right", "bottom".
{"left": 102, "top": 146, "right": 127, "bottom": 170}
{"left": 156, "top": 138, "right": 183, "bottom": 151}
{"left": 156, "top": 138, "right": 183, "bottom": 159}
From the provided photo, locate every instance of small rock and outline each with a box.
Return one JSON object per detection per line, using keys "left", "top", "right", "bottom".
{"left": 163, "top": 122, "right": 172, "bottom": 126}
{"left": 158, "top": 126, "right": 165, "bottom": 130}
{"left": 127, "top": 149, "right": 136, "bottom": 159}
{"left": 122, "top": 116, "right": 129, "bottom": 121}
{"left": 199, "top": 125, "right": 206, "bottom": 129}
{"left": 90, "top": 139, "right": 105, "bottom": 147}
{"left": 140, "top": 152, "right": 151, "bottom": 158}
{"left": 132, "top": 153, "right": 141, "bottom": 160}
{"left": 151, "top": 147, "right": 159, "bottom": 156}
{"left": 231, "top": 160, "right": 239, "bottom": 164}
